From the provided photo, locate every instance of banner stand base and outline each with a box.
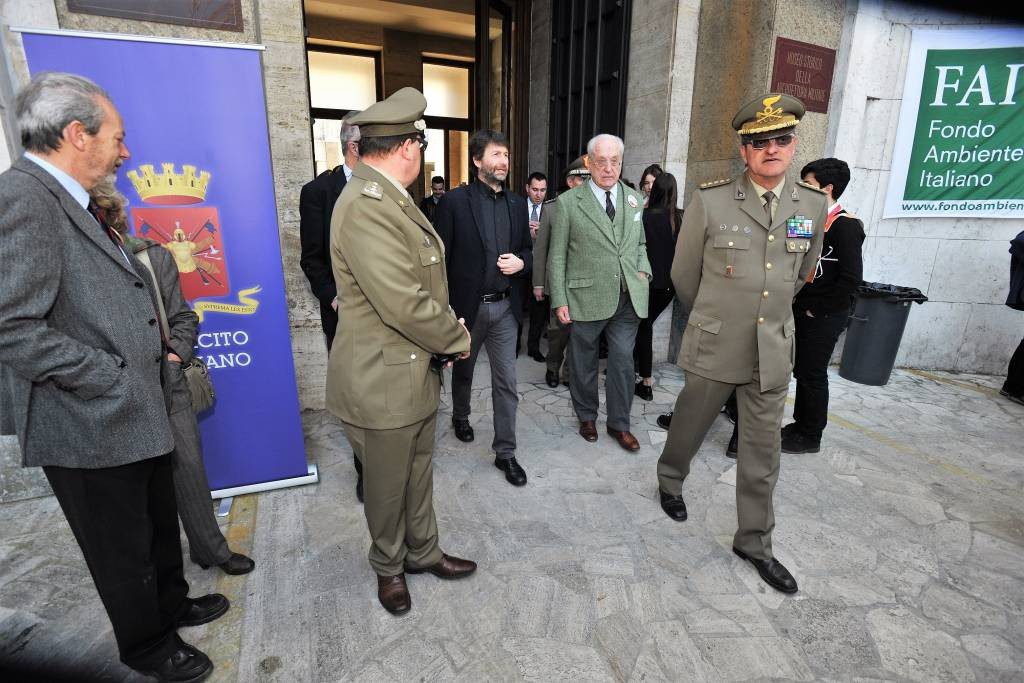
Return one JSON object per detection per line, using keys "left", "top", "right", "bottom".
{"left": 211, "top": 463, "right": 319, "bottom": 500}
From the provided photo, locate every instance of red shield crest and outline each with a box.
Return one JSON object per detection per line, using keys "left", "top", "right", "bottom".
{"left": 132, "top": 207, "right": 229, "bottom": 301}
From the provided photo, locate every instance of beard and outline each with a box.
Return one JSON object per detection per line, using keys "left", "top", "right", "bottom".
{"left": 481, "top": 166, "right": 507, "bottom": 187}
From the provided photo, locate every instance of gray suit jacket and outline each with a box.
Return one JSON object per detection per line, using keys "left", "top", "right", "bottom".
{"left": 0, "top": 157, "right": 174, "bottom": 468}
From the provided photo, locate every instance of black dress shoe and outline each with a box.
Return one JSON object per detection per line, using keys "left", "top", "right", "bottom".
{"left": 494, "top": 456, "right": 527, "bottom": 486}
{"left": 781, "top": 429, "right": 820, "bottom": 454}
{"left": 1001, "top": 387, "right": 1024, "bottom": 406}
{"left": 140, "top": 639, "right": 212, "bottom": 682}
{"left": 452, "top": 418, "right": 474, "bottom": 442}
{"left": 545, "top": 370, "right": 559, "bottom": 388}
{"left": 726, "top": 425, "right": 738, "bottom": 459}
{"left": 529, "top": 349, "right": 546, "bottom": 363}
{"left": 659, "top": 489, "right": 687, "bottom": 521}
{"left": 356, "top": 472, "right": 364, "bottom": 503}
{"left": 178, "top": 594, "right": 229, "bottom": 627}
{"left": 733, "top": 547, "right": 798, "bottom": 593}
{"left": 198, "top": 552, "right": 255, "bottom": 575}
{"left": 634, "top": 382, "right": 653, "bottom": 401}
{"left": 656, "top": 412, "right": 672, "bottom": 430}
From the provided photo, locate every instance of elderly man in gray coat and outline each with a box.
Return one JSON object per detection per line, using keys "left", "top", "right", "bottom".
{"left": 0, "top": 72, "right": 225, "bottom": 681}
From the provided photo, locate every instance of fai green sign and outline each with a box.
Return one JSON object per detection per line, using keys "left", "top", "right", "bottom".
{"left": 885, "top": 29, "right": 1024, "bottom": 218}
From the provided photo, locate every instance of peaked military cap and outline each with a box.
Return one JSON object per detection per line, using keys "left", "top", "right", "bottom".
{"left": 563, "top": 155, "right": 591, "bottom": 181}
{"left": 347, "top": 87, "right": 427, "bottom": 138}
{"left": 732, "top": 93, "right": 806, "bottom": 141}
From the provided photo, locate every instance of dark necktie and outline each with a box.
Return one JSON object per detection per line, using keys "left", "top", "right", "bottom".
{"left": 531, "top": 204, "right": 539, "bottom": 222}
{"left": 762, "top": 190, "right": 775, "bottom": 222}
{"left": 605, "top": 191, "right": 615, "bottom": 221}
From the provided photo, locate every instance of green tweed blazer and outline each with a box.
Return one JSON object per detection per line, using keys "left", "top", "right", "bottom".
{"left": 547, "top": 181, "right": 651, "bottom": 321}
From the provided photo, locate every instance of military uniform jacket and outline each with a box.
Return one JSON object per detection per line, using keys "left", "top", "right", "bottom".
{"left": 325, "top": 162, "right": 470, "bottom": 430}
{"left": 547, "top": 181, "right": 652, "bottom": 321}
{"left": 671, "top": 174, "right": 827, "bottom": 391}
{"left": 531, "top": 197, "right": 559, "bottom": 291}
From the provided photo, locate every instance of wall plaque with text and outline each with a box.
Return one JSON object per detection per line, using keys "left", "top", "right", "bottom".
{"left": 770, "top": 37, "right": 836, "bottom": 114}
{"left": 67, "top": 0, "right": 243, "bottom": 32}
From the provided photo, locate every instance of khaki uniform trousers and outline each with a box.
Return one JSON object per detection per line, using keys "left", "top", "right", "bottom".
{"left": 343, "top": 412, "right": 444, "bottom": 576}
{"left": 547, "top": 309, "right": 570, "bottom": 381}
{"left": 657, "top": 370, "right": 787, "bottom": 560}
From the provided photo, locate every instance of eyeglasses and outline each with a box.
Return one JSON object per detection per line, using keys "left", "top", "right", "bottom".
{"left": 591, "top": 158, "right": 621, "bottom": 169}
{"left": 746, "top": 134, "right": 795, "bottom": 150}
{"left": 415, "top": 136, "right": 428, "bottom": 151}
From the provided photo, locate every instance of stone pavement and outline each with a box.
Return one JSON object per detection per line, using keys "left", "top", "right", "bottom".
{"left": 2, "top": 352, "right": 1023, "bottom": 681}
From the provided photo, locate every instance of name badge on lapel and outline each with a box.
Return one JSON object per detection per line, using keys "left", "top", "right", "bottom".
{"left": 786, "top": 216, "right": 814, "bottom": 238}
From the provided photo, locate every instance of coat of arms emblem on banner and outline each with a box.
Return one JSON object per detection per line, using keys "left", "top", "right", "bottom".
{"left": 128, "top": 163, "right": 229, "bottom": 301}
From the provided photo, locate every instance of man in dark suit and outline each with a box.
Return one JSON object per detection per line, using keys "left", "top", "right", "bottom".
{"left": 434, "top": 130, "right": 533, "bottom": 487}
{"left": 299, "top": 114, "right": 364, "bottom": 501}
{"left": 419, "top": 175, "right": 446, "bottom": 223}
{"left": 523, "top": 171, "right": 548, "bottom": 362}
{"left": 0, "top": 72, "right": 226, "bottom": 681}
{"left": 300, "top": 114, "right": 361, "bottom": 351}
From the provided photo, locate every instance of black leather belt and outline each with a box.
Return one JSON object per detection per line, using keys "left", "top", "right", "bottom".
{"left": 480, "top": 289, "right": 511, "bottom": 303}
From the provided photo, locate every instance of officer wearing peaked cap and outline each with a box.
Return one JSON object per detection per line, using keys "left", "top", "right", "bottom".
{"left": 325, "top": 87, "right": 476, "bottom": 616}
{"left": 655, "top": 93, "right": 826, "bottom": 595}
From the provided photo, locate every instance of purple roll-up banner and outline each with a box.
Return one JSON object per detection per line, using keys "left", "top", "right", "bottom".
{"left": 20, "top": 30, "right": 315, "bottom": 496}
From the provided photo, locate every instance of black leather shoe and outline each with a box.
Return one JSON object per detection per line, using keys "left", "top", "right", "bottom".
{"left": 140, "top": 639, "right": 212, "bottom": 682}
{"left": 733, "top": 547, "right": 798, "bottom": 593}
{"left": 452, "top": 418, "right": 474, "bottom": 442}
{"left": 529, "top": 349, "right": 546, "bottom": 363}
{"left": 356, "top": 472, "right": 364, "bottom": 503}
{"left": 659, "top": 489, "right": 687, "bottom": 521}
{"left": 781, "top": 429, "right": 820, "bottom": 454}
{"left": 726, "top": 425, "right": 738, "bottom": 459}
{"left": 545, "top": 370, "right": 559, "bottom": 388}
{"left": 494, "top": 457, "right": 527, "bottom": 486}
{"left": 634, "top": 382, "right": 653, "bottom": 401}
{"left": 1001, "top": 388, "right": 1024, "bottom": 406}
{"left": 198, "top": 552, "right": 254, "bottom": 575}
{"left": 656, "top": 412, "right": 672, "bottom": 430}
{"left": 178, "top": 594, "right": 229, "bottom": 627}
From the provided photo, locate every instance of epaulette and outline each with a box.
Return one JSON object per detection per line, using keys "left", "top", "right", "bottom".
{"left": 360, "top": 181, "right": 383, "bottom": 200}
{"left": 699, "top": 177, "right": 734, "bottom": 189}
{"left": 797, "top": 180, "right": 826, "bottom": 194}
{"left": 543, "top": 198, "right": 557, "bottom": 204}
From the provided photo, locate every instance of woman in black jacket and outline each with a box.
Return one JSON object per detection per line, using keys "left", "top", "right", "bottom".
{"left": 634, "top": 173, "right": 681, "bottom": 401}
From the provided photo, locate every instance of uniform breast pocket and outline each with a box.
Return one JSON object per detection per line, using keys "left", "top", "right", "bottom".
{"left": 419, "top": 246, "right": 443, "bottom": 291}
{"left": 712, "top": 234, "right": 751, "bottom": 278}
{"left": 784, "top": 238, "right": 812, "bottom": 281}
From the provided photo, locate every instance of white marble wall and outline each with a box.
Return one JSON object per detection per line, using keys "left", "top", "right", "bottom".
{"left": 827, "top": 0, "right": 1022, "bottom": 374}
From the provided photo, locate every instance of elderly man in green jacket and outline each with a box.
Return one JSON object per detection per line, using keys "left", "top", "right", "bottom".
{"left": 548, "top": 134, "right": 650, "bottom": 452}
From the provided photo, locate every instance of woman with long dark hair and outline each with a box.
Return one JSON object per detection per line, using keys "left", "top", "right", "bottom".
{"left": 634, "top": 172, "right": 681, "bottom": 401}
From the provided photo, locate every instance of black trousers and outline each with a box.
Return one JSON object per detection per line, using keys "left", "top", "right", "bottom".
{"left": 634, "top": 286, "right": 675, "bottom": 378}
{"left": 791, "top": 307, "right": 849, "bottom": 440}
{"left": 1004, "top": 336, "right": 1024, "bottom": 396}
{"left": 43, "top": 454, "right": 190, "bottom": 670}
{"left": 527, "top": 295, "right": 549, "bottom": 353}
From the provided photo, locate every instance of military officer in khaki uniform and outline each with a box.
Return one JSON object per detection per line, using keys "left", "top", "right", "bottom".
{"left": 532, "top": 156, "right": 590, "bottom": 387}
{"left": 325, "top": 88, "right": 476, "bottom": 615}
{"left": 656, "top": 94, "right": 826, "bottom": 594}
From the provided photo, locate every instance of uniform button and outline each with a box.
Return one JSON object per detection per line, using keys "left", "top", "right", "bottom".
{"left": 762, "top": 290, "right": 769, "bottom": 298}
{"left": 766, "top": 262, "right": 773, "bottom": 270}
{"left": 431, "top": 256, "right": 437, "bottom": 262}
{"left": 697, "top": 323, "right": 703, "bottom": 328}
{"left": 148, "top": 318, "right": 157, "bottom": 326}
{"left": 768, "top": 235, "right": 775, "bottom": 242}
{"left": 757, "top": 317, "right": 765, "bottom": 324}
{"left": 410, "top": 353, "right": 417, "bottom": 360}
{"left": 614, "top": 274, "right": 619, "bottom": 278}
{"left": 728, "top": 241, "right": 734, "bottom": 247}
{"left": 789, "top": 242, "right": 795, "bottom": 249}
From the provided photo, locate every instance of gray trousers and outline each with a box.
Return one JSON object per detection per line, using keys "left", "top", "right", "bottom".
{"left": 656, "top": 369, "right": 787, "bottom": 560}
{"left": 452, "top": 298, "right": 519, "bottom": 459}
{"left": 166, "top": 374, "right": 231, "bottom": 566}
{"left": 568, "top": 291, "right": 641, "bottom": 431}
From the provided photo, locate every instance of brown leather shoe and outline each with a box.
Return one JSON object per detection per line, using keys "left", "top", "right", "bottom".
{"left": 406, "top": 553, "right": 477, "bottom": 580}
{"left": 579, "top": 420, "right": 598, "bottom": 442}
{"left": 377, "top": 573, "right": 411, "bottom": 615}
{"left": 607, "top": 427, "right": 640, "bottom": 452}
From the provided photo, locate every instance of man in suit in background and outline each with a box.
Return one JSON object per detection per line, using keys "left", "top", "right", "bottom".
{"left": 523, "top": 171, "right": 548, "bottom": 363}
{"left": 435, "top": 130, "right": 533, "bottom": 487}
{"left": 548, "top": 134, "right": 650, "bottom": 452}
{"left": 326, "top": 88, "right": 476, "bottom": 615}
{"left": 656, "top": 93, "right": 825, "bottom": 595}
{"left": 533, "top": 157, "right": 590, "bottom": 388}
{"left": 420, "top": 175, "right": 446, "bottom": 223}
{"left": 299, "top": 114, "right": 364, "bottom": 501}
{"left": 0, "top": 72, "right": 226, "bottom": 681}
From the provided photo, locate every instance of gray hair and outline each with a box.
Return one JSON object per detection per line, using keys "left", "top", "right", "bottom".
{"left": 586, "top": 133, "right": 624, "bottom": 158}
{"left": 15, "top": 72, "right": 111, "bottom": 153}
{"left": 340, "top": 112, "right": 360, "bottom": 146}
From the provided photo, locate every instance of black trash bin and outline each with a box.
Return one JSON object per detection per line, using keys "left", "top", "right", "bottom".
{"left": 839, "top": 282, "right": 928, "bottom": 386}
